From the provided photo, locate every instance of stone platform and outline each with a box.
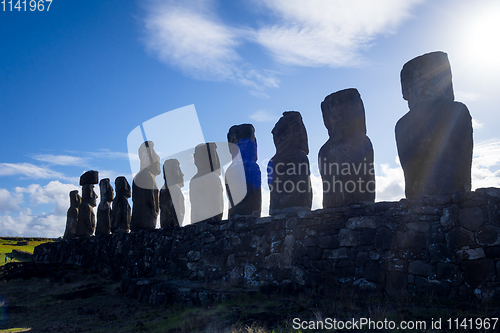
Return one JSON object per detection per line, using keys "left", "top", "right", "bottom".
{"left": 34, "top": 188, "right": 500, "bottom": 302}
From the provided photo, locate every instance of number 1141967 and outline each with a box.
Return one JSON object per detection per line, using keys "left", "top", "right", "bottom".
{"left": 2, "top": 0, "right": 52, "bottom": 11}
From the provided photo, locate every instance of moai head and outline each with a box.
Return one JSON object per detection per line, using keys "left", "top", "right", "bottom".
{"left": 115, "top": 176, "right": 131, "bottom": 198}
{"left": 81, "top": 185, "right": 97, "bottom": 207}
{"left": 401, "top": 51, "right": 454, "bottom": 109}
{"left": 194, "top": 142, "right": 221, "bottom": 176}
{"left": 163, "top": 159, "right": 184, "bottom": 188}
{"left": 138, "top": 141, "right": 161, "bottom": 176}
{"left": 321, "top": 88, "right": 367, "bottom": 141}
{"left": 69, "top": 190, "right": 82, "bottom": 207}
{"left": 80, "top": 170, "right": 98, "bottom": 206}
{"left": 272, "top": 111, "right": 308, "bottom": 155}
{"left": 99, "top": 178, "right": 114, "bottom": 203}
{"left": 227, "top": 124, "right": 257, "bottom": 163}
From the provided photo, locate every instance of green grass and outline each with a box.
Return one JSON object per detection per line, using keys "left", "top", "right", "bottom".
{"left": 0, "top": 238, "right": 54, "bottom": 266}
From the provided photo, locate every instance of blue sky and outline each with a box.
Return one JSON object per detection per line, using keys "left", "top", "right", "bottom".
{"left": 1, "top": 0, "right": 500, "bottom": 237}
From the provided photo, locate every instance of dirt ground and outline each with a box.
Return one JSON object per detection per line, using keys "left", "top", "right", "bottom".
{"left": 1, "top": 262, "right": 500, "bottom": 333}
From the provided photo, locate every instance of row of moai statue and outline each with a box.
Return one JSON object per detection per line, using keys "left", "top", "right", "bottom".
{"left": 63, "top": 171, "right": 132, "bottom": 238}
{"left": 63, "top": 51, "right": 473, "bottom": 238}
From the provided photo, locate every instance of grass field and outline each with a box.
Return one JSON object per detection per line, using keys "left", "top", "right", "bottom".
{"left": 0, "top": 238, "right": 54, "bottom": 266}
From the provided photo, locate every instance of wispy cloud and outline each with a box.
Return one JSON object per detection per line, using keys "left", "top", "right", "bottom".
{"left": 455, "top": 90, "right": 481, "bottom": 102}
{"left": 140, "top": 0, "right": 423, "bottom": 94}
{"left": 252, "top": 0, "right": 424, "bottom": 67}
{"left": 0, "top": 163, "right": 69, "bottom": 180}
{"left": 142, "top": 0, "right": 279, "bottom": 96}
{"left": 32, "top": 154, "right": 88, "bottom": 166}
{"left": 86, "top": 149, "right": 133, "bottom": 160}
{"left": 250, "top": 110, "right": 277, "bottom": 122}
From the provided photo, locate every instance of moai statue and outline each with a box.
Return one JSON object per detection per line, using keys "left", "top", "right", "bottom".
{"left": 160, "top": 159, "right": 185, "bottom": 228}
{"left": 63, "top": 190, "right": 81, "bottom": 239}
{"left": 319, "top": 88, "right": 376, "bottom": 208}
{"left": 111, "top": 176, "right": 131, "bottom": 233}
{"left": 396, "top": 51, "right": 473, "bottom": 198}
{"left": 75, "top": 170, "right": 98, "bottom": 237}
{"left": 131, "top": 141, "right": 161, "bottom": 231}
{"left": 268, "top": 111, "right": 312, "bottom": 214}
{"left": 225, "top": 124, "right": 261, "bottom": 218}
{"left": 190, "top": 142, "right": 223, "bottom": 223}
{"left": 95, "top": 178, "right": 114, "bottom": 236}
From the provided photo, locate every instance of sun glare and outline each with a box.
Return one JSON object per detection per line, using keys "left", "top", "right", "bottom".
{"left": 459, "top": 3, "right": 500, "bottom": 73}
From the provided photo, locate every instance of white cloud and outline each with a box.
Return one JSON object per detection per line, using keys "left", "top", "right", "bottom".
{"left": 310, "top": 173, "right": 323, "bottom": 210}
{"left": 250, "top": 110, "right": 277, "bottom": 122}
{"left": 253, "top": 0, "right": 424, "bottom": 67}
{"left": 472, "top": 139, "right": 500, "bottom": 189}
{"left": 0, "top": 163, "right": 68, "bottom": 180}
{"left": 472, "top": 118, "right": 484, "bottom": 129}
{"left": 87, "top": 149, "right": 134, "bottom": 160}
{"left": 0, "top": 181, "right": 80, "bottom": 237}
{"left": 0, "top": 188, "right": 24, "bottom": 213}
{"left": 32, "top": 154, "right": 87, "bottom": 166}
{"left": 375, "top": 163, "right": 405, "bottom": 202}
{"left": 141, "top": 0, "right": 423, "bottom": 94}
{"left": 17, "top": 181, "right": 79, "bottom": 215}
{"left": 142, "top": 0, "right": 279, "bottom": 96}
{"left": 0, "top": 208, "right": 66, "bottom": 238}
{"left": 455, "top": 90, "right": 481, "bottom": 102}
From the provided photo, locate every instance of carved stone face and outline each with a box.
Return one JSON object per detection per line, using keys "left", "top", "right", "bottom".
{"left": 99, "top": 178, "right": 114, "bottom": 202}
{"left": 138, "top": 141, "right": 161, "bottom": 176}
{"left": 228, "top": 124, "right": 257, "bottom": 162}
{"left": 321, "top": 88, "right": 367, "bottom": 140}
{"left": 115, "top": 176, "right": 131, "bottom": 198}
{"left": 194, "top": 143, "right": 220, "bottom": 176}
{"left": 82, "top": 184, "right": 97, "bottom": 207}
{"left": 272, "top": 111, "right": 308, "bottom": 155}
{"left": 69, "top": 190, "right": 82, "bottom": 207}
{"left": 400, "top": 51, "right": 454, "bottom": 109}
{"left": 163, "top": 159, "right": 184, "bottom": 187}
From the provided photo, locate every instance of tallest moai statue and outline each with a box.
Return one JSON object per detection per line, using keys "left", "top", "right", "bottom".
{"left": 396, "top": 51, "right": 473, "bottom": 198}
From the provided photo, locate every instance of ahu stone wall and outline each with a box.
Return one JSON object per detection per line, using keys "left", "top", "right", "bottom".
{"left": 34, "top": 188, "right": 500, "bottom": 301}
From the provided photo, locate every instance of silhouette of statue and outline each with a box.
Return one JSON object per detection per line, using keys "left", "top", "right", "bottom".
{"left": 63, "top": 190, "right": 81, "bottom": 239}
{"left": 111, "top": 176, "right": 131, "bottom": 233}
{"left": 75, "top": 170, "right": 98, "bottom": 237}
{"left": 396, "top": 51, "right": 473, "bottom": 198}
{"left": 268, "top": 111, "right": 312, "bottom": 213}
{"left": 190, "top": 142, "right": 223, "bottom": 223}
{"left": 225, "top": 124, "right": 261, "bottom": 218}
{"left": 160, "top": 159, "right": 185, "bottom": 228}
{"left": 96, "top": 178, "right": 114, "bottom": 235}
{"left": 131, "top": 141, "right": 161, "bottom": 231}
{"left": 319, "top": 88, "right": 376, "bottom": 207}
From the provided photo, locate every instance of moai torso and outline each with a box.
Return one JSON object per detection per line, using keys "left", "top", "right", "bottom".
{"left": 111, "top": 176, "right": 131, "bottom": 233}
{"left": 190, "top": 143, "right": 223, "bottom": 223}
{"left": 225, "top": 124, "right": 261, "bottom": 218}
{"left": 131, "top": 141, "right": 161, "bottom": 231}
{"left": 75, "top": 170, "right": 98, "bottom": 237}
{"left": 395, "top": 51, "right": 473, "bottom": 198}
{"left": 63, "top": 190, "right": 81, "bottom": 239}
{"left": 96, "top": 178, "right": 113, "bottom": 236}
{"left": 268, "top": 111, "right": 312, "bottom": 213}
{"left": 160, "top": 159, "right": 185, "bottom": 228}
{"left": 319, "top": 88, "right": 375, "bottom": 208}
